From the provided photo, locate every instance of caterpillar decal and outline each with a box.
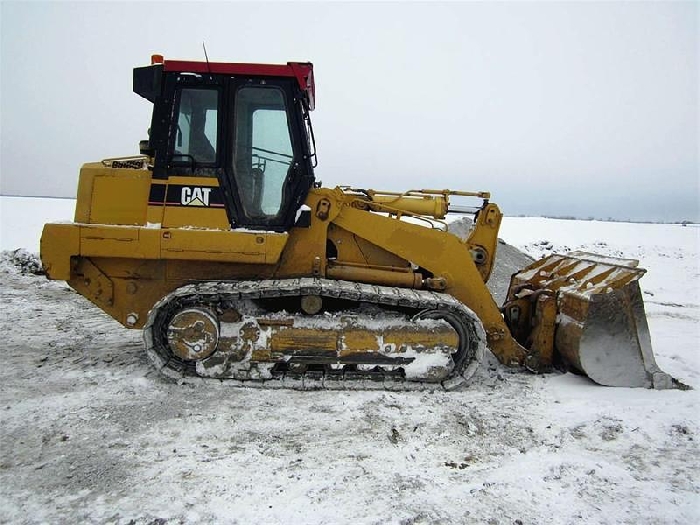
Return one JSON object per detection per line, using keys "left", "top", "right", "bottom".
{"left": 181, "top": 186, "right": 211, "bottom": 206}
{"left": 148, "top": 183, "right": 225, "bottom": 208}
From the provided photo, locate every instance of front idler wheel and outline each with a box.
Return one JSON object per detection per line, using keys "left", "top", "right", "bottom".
{"left": 166, "top": 308, "right": 220, "bottom": 361}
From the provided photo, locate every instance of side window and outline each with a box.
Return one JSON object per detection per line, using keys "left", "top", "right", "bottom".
{"left": 174, "top": 88, "right": 218, "bottom": 164}
{"left": 233, "top": 87, "right": 294, "bottom": 219}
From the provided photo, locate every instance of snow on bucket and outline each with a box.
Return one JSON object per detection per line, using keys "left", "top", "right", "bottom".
{"left": 505, "top": 252, "right": 679, "bottom": 389}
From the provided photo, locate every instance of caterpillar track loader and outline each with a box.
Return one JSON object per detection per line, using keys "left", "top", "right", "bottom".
{"left": 41, "top": 55, "right": 679, "bottom": 390}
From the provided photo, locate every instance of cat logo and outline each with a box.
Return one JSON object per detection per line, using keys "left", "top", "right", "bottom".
{"left": 181, "top": 187, "right": 212, "bottom": 207}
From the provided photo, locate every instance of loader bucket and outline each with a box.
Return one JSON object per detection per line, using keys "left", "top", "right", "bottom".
{"left": 505, "top": 252, "right": 677, "bottom": 389}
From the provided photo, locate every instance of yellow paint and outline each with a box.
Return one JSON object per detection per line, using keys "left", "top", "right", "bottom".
{"left": 161, "top": 229, "right": 288, "bottom": 264}
{"left": 332, "top": 205, "right": 528, "bottom": 365}
{"left": 74, "top": 163, "right": 151, "bottom": 225}
{"left": 326, "top": 263, "right": 422, "bottom": 288}
{"left": 41, "top": 165, "right": 530, "bottom": 365}
{"left": 40, "top": 223, "right": 80, "bottom": 280}
{"left": 368, "top": 194, "right": 448, "bottom": 218}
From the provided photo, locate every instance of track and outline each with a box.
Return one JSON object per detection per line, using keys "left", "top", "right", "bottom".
{"left": 144, "top": 279, "right": 486, "bottom": 391}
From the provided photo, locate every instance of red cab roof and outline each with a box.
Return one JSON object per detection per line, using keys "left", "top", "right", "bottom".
{"left": 163, "top": 59, "right": 315, "bottom": 110}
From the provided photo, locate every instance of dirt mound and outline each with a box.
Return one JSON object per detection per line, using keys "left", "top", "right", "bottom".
{"left": 1, "top": 249, "right": 44, "bottom": 275}
{"left": 448, "top": 217, "right": 533, "bottom": 303}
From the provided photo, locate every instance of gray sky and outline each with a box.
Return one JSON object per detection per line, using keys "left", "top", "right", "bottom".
{"left": 1, "top": 1, "right": 698, "bottom": 222}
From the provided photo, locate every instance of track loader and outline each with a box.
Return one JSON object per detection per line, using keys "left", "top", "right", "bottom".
{"left": 41, "top": 55, "right": 678, "bottom": 390}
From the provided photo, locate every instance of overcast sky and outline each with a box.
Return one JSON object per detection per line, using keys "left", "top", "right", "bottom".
{"left": 1, "top": 1, "right": 697, "bottom": 222}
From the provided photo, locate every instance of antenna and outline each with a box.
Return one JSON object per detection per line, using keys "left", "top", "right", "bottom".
{"left": 202, "top": 42, "right": 211, "bottom": 73}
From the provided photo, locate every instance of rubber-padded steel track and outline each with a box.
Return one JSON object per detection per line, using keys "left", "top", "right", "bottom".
{"left": 143, "top": 278, "right": 486, "bottom": 391}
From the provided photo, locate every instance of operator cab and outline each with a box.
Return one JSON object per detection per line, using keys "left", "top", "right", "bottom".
{"left": 133, "top": 56, "right": 316, "bottom": 231}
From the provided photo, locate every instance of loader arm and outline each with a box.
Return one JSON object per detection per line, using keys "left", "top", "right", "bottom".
{"left": 332, "top": 204, "right": 530, "bottom": 367}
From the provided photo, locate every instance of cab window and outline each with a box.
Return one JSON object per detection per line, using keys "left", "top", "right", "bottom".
{"left": 173, "top": 88, "right": 219, "bottom": 165}
{"left": 233, "top": 86, "right": 294, "bottom": 219}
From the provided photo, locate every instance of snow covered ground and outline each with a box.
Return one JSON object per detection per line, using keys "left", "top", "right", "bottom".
{"left": 1, "top": 196, "right": 698, "bottom": 524}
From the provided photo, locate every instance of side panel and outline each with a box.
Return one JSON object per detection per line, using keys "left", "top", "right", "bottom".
{"left": 161, "top": 229, "right": 288, "bottom": 264}
{"left": 74, "top": 226, "right": 288, "bottom": 264}
{"left": 41, "top": 222, "right": 289, "bottom": 328}
{"left": 74, "top": 163, "right": 152, "bottom": 225}
{"left": 80, "top": 226, "right": 160, "bottom": 259}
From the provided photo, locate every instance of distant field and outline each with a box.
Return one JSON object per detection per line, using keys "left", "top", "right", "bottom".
{"left": 0, "top": 196, "right": 76, "bottom": 252}
{"left": 1, "top": 195, "right": 695, "bottom": 253}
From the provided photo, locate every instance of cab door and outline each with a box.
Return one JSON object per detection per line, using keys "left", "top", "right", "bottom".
{"left": 221, "top": 77, "right": 315, "bottom": 232}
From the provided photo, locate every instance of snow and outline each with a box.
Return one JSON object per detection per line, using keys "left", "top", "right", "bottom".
{"left": 1, "top": 197, "right": 699, "bottom": 524}
{"left": 499, "top": 217, "right": 699, "bottom": 309}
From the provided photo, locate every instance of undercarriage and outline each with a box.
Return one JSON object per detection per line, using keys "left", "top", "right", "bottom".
{"left": 144, "top": 279, "right": 486, "bottom": 390}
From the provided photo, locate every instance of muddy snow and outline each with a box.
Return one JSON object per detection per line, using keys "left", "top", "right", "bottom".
{"left": 0, "top": 197, "right": 698, "bottom": 524}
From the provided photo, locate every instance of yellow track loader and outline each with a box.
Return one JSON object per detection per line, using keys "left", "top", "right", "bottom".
{"left": 41, "top": 56, "right": 678, "bottom": 390}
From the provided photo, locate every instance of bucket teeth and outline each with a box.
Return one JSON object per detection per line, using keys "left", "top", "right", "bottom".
{"left": 506, "top": 252, "right": 681, "bottom": 389}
